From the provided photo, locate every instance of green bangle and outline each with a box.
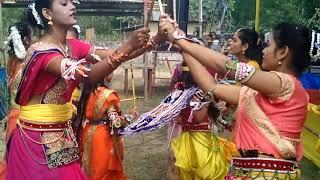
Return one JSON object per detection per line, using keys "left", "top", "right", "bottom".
{"left": 225, "top": 60, "right": 238, "bottom": 70}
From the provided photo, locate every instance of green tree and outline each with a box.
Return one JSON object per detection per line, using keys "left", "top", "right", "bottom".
{"left": 189, "top": 0, "right": 236, "bottom": 33}
{"left": 2, "top": 8, "right": 25, "bottom": 36}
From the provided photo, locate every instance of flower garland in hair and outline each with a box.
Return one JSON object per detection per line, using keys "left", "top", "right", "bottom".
{"left": 28, "top": 3, "right": 43, "bottom": 27}
{"left": 4, "top": 26, "right": 27, "bottom": 59}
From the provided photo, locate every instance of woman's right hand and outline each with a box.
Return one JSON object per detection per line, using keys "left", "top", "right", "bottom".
{"left": 120, "top": 27, "right": 151, "bottom": 54}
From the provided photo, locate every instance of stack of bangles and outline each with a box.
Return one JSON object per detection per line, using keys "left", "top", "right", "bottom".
{"left": 204, "top": 60, "right": 256, "bottom": 100}
{"left": 106, "top": 50, "right": 128, "bottom": 68}
{"left": 225, "top": 60, "right": 256, "bottom": 83}
{"left": 106, "top": 37, "right": 157, "bottom": 68}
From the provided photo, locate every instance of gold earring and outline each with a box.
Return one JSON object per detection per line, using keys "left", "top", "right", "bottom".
{"left": 48, "top": 17, "right": 53, "bottom": 26}
{"left": 278, "top": 61, "right": 282, "bottom": 65}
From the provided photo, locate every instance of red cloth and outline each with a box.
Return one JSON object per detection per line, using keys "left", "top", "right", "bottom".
{"left": 16, "top": 39, "right": 91, "bottom": 105}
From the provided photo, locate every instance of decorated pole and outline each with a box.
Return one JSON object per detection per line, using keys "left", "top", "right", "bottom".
{"left": 168, "top": 0, "right": 189, "bottom": 33}
{"left": 255, "top": 0, "right": 261, "bottom": 32}
{"left": 144, "top": 0, "right": 154, "bottom": 28}
{"left": 143, "top": 0, "right": 154, "bottom": 100}
{"left": 199, "top": 0, "right": 203, "bottom": 38}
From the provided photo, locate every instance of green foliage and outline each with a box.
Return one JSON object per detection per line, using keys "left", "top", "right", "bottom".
{"left": 189, "top": 0, "right": 236, "bottom": 33}
{"left": 189, "top": 0, "right": 320, "bottom": 33}
{"left": 2, "top": 8, "right": 26, "bottom": 35}
{"left": 1, "top": 8, "right": 141, "bottom": 41}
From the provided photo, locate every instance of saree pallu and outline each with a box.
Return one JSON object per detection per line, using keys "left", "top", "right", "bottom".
{"left": 6, "top": 108, "right": 20, "bottom": 143}
{"left": 171, "top": 132, "right": 235, "bottom": 180}
{"left": 6, "top": 103, "right": 87, "bottom": 180}
{"left": 81, "top": 87, "right": 126, "bottom": 180}
{"left": 81, "top": 124, "right": 126, "bottom": 180}
{"left": 302, "top": 103, "right": 320, "bottom": 167}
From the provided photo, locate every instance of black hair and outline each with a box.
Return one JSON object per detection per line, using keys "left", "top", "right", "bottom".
{"left": 74, "top": 79, "right": 106, "bottom": 141}
{"left": 181, "top": 66, "right": 196, "bottom": 89}
{"left": 257, "top": 32, "right": 267, "bottom": 49}
{"left": 26, "top": 0, "right": 54, "bottom": 30}
{"left": 237, "top": 28, "right": 263, "bottom": 65}
{"left": 272, "top": 22, "right": 311, "bottom": 76}
{"left": 73, "top": 82, "right": 96, "bottom": 141}
{"left": 7, "top": 22, "right": 32, "bottom": 57}
{"left": 207, "top": 102, "right": 220, "bottom": 120}
{"left": 68, "top": 26, "right": 80, "bottom": 38}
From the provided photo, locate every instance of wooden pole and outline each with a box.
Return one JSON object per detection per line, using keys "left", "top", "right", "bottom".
{"left": 255, "top": 0, "right": 261, "bottom": 32}
{"left": 199, "top": 0, "right": 203, "bottom": 38}
{"left": 173, "top": 0, "right": 176, "bottom": 20}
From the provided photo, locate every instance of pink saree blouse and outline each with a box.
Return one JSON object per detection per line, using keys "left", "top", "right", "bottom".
{"left": 235, "top": 72, "right": 309, "bottom": 160}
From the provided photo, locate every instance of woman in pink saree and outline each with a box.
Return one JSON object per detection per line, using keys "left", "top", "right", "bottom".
{"left": 6, "top": 0, "right": 164, "bottom": 179}
{"left": 160, "top": 17, "right": 316, "bottom": 179}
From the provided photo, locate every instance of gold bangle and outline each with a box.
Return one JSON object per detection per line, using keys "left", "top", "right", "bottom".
{"left": 109, "top": 50, "right": 129, "bottom": 63}
{"left": 106, "top": 58, "right": 118, "bottom": 68}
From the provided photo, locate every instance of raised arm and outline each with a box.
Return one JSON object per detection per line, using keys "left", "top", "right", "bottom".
{"left": 181, "top": 52, "right": 240, "bottom": 105}
{"left": 160, "top": 16, "right": 282, "bottom": 97}
{"left": 46, "top": 27, "right": 162, "bottom": 84}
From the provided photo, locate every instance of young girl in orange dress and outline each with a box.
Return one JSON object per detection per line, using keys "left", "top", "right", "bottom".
{"left": 79, "top": 74, "right": 136, "bottom": 180}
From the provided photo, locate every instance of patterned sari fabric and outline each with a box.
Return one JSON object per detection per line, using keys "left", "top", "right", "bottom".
{"left": 230, "top": 72, "right": 309, "bottom": 179}
{"left": 170, "top": 105, "right": 236, "bottom": 180}
{"left": 81, "top": 87, "right": 126, "bottom": 180}
{"left": 6, "top": 39, "right": 91, "bottom": 180}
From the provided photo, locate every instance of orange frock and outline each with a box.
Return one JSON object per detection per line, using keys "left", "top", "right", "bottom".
{"left": 81, "top": 87, "right": 126, "bottom": 180}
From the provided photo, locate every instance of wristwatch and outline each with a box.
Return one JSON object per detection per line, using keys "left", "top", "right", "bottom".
{"left": 173, "top": 29, "right": 202, "bottom": 45}
{"left": 173, "top": 29, "right": 187, "bottom": 42}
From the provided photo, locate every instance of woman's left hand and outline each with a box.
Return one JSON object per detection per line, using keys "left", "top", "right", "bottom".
{"left": 130, "top": 107, "right": 139, "bottom": 119}
{"left": 159, "top": 15, "right": 178, "bottom": 42}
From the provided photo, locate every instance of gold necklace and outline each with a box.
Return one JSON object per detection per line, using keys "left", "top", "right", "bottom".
{"left": 56, "top": 41, "right": 69, "bottom": 56}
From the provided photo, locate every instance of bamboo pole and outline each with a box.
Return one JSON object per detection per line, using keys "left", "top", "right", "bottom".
{"left": 199, "top": 0, "right": 203, "bottom": 38}
{"left": 255, "top": 0, "right": 261, "bottom": 32}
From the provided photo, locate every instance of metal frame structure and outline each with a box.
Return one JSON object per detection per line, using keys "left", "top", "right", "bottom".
{"left": 1, "top": 0, "right": 144, "bottom": 16}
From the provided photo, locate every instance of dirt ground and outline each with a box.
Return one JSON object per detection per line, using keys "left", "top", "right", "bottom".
{"left": 114, "top": 62, "right": 174, "bottom": 180}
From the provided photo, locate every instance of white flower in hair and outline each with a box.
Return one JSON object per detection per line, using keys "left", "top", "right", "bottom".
{"left": 6, "top": 26, "right": 27, "bottom": 59}
{"left": 29, "top": 3, "right": 43, "bottom": 27}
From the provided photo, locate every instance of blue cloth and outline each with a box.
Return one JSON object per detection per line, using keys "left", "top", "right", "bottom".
{"left": 0, "top": 67, "right": 9, "bottom": 119}
{"left": 299, "top": 72, "right": 320, "bottom": 90}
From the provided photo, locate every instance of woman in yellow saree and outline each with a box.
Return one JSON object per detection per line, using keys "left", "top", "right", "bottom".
{"left": 168, "top": 67, "right": 235, "bottom": 180}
